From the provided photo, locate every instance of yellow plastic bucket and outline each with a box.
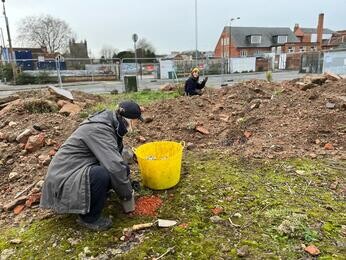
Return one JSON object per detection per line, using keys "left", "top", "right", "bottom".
{"left": 133, "top": 141, "right": 185, "bottom": 190}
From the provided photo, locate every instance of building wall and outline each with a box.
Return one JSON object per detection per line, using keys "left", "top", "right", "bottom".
{"left": 256, "top": 58, "right": 269, "bottom": 71}
{"left": 69, "top": 40, "right": 89, "bottom": 58}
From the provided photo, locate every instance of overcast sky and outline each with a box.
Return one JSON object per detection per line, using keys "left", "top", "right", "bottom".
{"left": 2, "top": 0, "right": 345, "bottom": 56}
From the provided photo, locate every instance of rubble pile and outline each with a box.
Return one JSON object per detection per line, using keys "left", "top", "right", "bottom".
{"left": 0, "top": 74, "right": 345, "bottom": 224}
{"left": 0, "top": 89, "right": 102, "bottom": 225}
{"left": 131, "top": 73, "right": 346, "bottom": 159}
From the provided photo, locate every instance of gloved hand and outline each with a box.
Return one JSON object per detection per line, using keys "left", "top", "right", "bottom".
{"left": 123, "top": 164, "right": 130, "bottom": 176}
{"left": 121, "top": 190, "right": 135, "bottom": 213}
{"left": 133, "top": 153, "right": 138, "bottom": 164}
{"left": 131, "top": 180, "right": 141, "bottom": 192}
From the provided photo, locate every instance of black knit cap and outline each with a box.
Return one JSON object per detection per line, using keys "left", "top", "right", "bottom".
{"left": 118, "top": 101, "right": 144, "bottom": 122}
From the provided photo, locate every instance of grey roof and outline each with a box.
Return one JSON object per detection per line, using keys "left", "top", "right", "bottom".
{"left": 300, "top": 28, "right": 334, "bottom": 34}
{"left": 224, "top": 27, "right": 299, "bottom": 48}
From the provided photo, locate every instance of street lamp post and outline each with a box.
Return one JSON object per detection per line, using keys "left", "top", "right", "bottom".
{"left": 195, "top": 0, "right": 198, "bottom": 67}
{"left": 132, "top": 33, "right": 139, "bottom": 88}
{"left": 2, "top": 0, "right": 16, "bottom": 83}
{"left": 221, "top": 37, "right": 225, "bottom": 86}
{"left": 229, "top": 17, "right": 240, "bottom": 75}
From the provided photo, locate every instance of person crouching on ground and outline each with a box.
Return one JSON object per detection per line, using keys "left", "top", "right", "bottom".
{"left": 184, "top": 67, "right": 208, "bottom": 96}
{"left": 40, "top": 101, "right": 144, "bottom": 231}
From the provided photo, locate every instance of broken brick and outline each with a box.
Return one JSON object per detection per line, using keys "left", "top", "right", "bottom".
{"left": 25, "top": 133, "right": 45, "bottom": 153}
{"left": 13, "top": 204, "right": 25, "bottom": 215}
{"left": 57, "top": 99, "right": 70, "bottom": 108}
{"left": 196, "top": 126, "right": 210, "bottom": 135}
{"left": 304, "top": 245, "right": 320, "bottom": 256}
{"left": 25, "top": 193, "right": 41, "bottom": 207}
{"left": 59, "top": 103, "right": 81, "bottom": 116}
{"left": 324, "top": 143, "right": 334, "bottom": 150}
{"left": 211, "top": 207, "right": 224, "bottom": 215}
{"left": 244, "top": 131, "right": 253, "bottom": 139}
{"left": 3, "top": 196, "right": 27, "bottom": 211}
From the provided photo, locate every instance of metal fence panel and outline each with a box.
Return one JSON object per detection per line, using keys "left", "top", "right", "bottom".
{"left": 323, "top": 50, "right": 346, "bottom": 74}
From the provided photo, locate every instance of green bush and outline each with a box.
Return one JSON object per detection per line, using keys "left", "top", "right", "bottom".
{"left": 36, "top": 71, "right": 55, "bottom": 84}
{"left": 15, "top": 71, "right": 57, "bottom": 85}
{"left": 16, "top": 72, "right": 36, "bottom": 85}
{"left": 0, "top": 64, "right": 13, "bottom": 82}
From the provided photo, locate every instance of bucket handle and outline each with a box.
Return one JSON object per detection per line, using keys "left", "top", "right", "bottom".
{"left": 180, "top": 141, "right": 185, "bottom": 148}
{"left": 132, "top": 147, "right": 137, "bottom": 154}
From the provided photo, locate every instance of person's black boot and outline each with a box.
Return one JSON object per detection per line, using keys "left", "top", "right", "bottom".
{"left": 76, "top": 216, "right": 112, "bottom": 231}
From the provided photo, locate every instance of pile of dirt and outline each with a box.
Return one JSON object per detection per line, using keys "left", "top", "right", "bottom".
{"left": 0, "top": 75, "right": 345, "bottom": 225}
{"left": 129, "top": 75, "right": 345, "bottom": 160}
{"left": 0, "top": 88, "right": 103, "bottom": 225}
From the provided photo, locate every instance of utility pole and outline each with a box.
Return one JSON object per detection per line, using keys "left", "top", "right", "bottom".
{"left": 2, "top": 0, "right": 16, "bottom": 83}
{"left": 229, "top": 17, "right": 240, "bottom": 75}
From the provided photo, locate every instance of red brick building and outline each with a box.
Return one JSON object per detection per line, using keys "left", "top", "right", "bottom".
{"left": 293, "top": 13, "right": 334, "bottom": 51}
{"left": 214, "top": 26, "right": 299, "bottom": 58}
{"left": 328, "top": 30, "right": 346, "bottom": 48}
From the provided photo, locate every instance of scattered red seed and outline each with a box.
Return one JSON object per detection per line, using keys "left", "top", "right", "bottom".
{"left": 131, "top": 195, "right": 163, "bottom": 216}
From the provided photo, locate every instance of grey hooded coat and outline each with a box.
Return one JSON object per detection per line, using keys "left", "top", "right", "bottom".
{"left": 40, "top": 110, "right": 133, "bottom": 214}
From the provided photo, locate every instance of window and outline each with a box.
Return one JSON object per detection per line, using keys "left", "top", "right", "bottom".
{"left": 276, "top": 46, "right": 282, "bottom": 54}
{"left": 288, "top": 47, "right": 294, "bottom": 53}
{"left": 251, "top": 35, "right": 261, "bottom": 44}
{"left": 240, "top": 50, "right": 248, "bottom": 57}
{"left": 310, "top": 46, "right": 317, "bottom": 51}
{"left": 311, "top": 34, "right": 317, "bottom": 42}
{"left": 254, "top": 49, "right": 263, "bottom": 56}
{"left": 222, "top": 37, "right": 229, "bottom": 46}
{"left": 277, "top": 35, "right": 288, "bottom": 44}
{"left": 224, "top": 38, "right": 229, "bottom": 46}
{"left": 299, "top": 46, "right": 306, "bottom": 52}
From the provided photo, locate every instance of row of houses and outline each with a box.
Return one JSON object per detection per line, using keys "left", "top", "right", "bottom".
{"left": 2, "top": 13, "right": 345, "bottom": 75}
{"left": 166, "top": 13, "right": 345, "bottom": 61}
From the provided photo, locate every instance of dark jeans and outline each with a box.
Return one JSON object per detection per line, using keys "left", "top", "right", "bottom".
{"left": 79, "top": 166, "right": 111, "bottom": 223}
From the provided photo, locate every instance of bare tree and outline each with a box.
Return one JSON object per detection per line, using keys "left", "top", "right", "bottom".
{"left": 100, "top": 45, "right": 118, "bottom": 59}
{"left": 137, "top": 38, "right": 156, "bottom": 53}
{"left": 17, "top": 15, "right": 73, "bottom": 53}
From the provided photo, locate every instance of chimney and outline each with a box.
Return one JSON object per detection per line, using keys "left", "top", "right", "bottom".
{"left": 317, "top": 13, "right": 324, "bottom": 50}
{"left": 294, "top": 23, "right": 299, "bottom": 32}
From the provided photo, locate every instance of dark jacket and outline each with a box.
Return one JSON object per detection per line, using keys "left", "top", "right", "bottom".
{"left": 40, "top": 110, "right": 133, "bottom": 214}
{"left": 184, "top": 76, "right": 207, "bottom": 96}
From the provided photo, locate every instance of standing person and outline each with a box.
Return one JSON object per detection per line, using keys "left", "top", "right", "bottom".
{"left": 40, "top": 101, "right": 144, "bottom": 231}
{"left": 184, "top": 67, "right": 208, "bottom": 96}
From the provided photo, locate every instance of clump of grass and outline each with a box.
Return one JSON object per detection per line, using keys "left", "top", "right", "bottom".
{"left": 88, "top": 89, "right": 180, "bottom": 114}
{"left": 266, "top": 71, "right": 273, "bottom": 82}
{"left": 24, "top": 99, "right": 59, "bottom": 113}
